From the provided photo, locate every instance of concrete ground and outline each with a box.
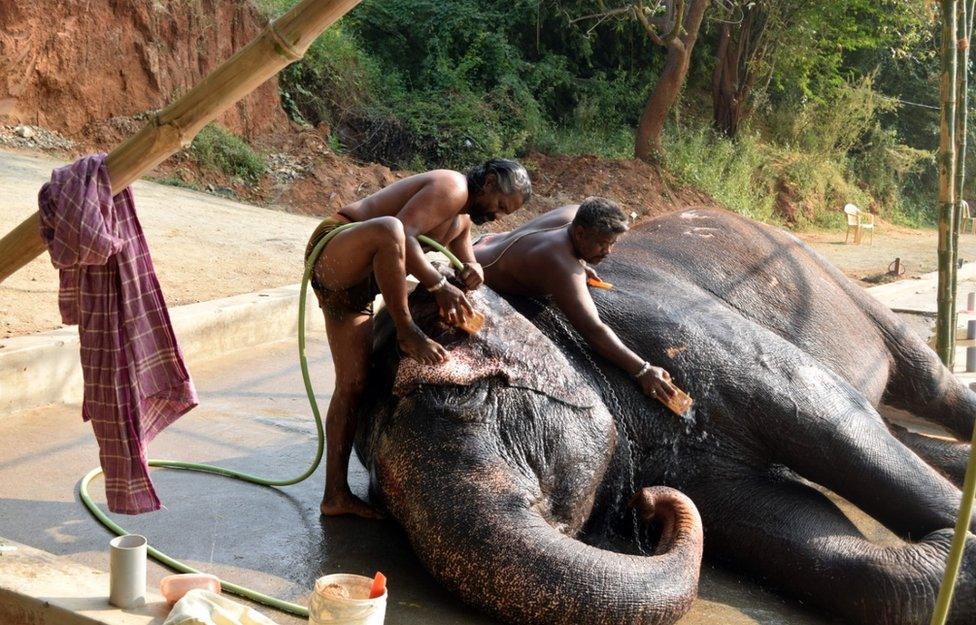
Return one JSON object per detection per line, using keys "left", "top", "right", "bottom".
{"left": 0, "top": 328, "right": 839, "bottom": 625}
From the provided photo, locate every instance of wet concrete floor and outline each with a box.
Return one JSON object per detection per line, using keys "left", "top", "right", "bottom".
{"left": 0, "top": 331, "right": 840, "bottom": 624}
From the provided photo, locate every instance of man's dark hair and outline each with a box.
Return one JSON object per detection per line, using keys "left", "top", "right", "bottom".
{"left": 466, "top": 159, "right": 532, "bottom": 202}
{"left": 572, "top": 197, "right": 629, "bottom": 235}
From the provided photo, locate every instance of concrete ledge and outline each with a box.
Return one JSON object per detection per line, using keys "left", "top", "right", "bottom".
{"left": 0, "top": 284, "right": 315, "bottom": 416}
{"left": 0, "top": 538, "right": 167, "bottom": 625}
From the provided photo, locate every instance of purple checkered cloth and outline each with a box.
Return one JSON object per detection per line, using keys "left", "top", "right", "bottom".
{"left": 38, "top": 154, "right": 198, "bottom": 514}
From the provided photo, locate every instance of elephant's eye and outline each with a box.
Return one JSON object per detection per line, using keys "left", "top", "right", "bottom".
{"left": 423, "top": 381, "right": 494, "bottom": 423}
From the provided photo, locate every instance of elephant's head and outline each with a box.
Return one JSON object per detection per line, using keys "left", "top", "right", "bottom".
{"left": 355, "top": 284, "right": 703, "bottom": 625}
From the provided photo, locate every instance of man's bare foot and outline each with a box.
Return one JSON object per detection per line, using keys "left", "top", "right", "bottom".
{"left": 321, "top": 492, "right": 384, "bottom": 519}
{"left": 397, "top": 322, "right": 448, "bottom": 365}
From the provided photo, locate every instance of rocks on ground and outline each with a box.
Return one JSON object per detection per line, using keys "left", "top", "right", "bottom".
{"left": 0, "top": 124, "right": 73, "bottom": 152}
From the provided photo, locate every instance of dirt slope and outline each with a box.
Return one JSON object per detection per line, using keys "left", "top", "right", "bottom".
{"left": 0, "top": 0, "right": 286, "bottom": 142}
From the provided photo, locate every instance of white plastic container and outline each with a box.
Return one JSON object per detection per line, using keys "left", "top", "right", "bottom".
{"left": 109, "top": 534, "right": 147, "bottom": 608}
{"left": 308, "top": 574, "right": 387, "bottom": 625}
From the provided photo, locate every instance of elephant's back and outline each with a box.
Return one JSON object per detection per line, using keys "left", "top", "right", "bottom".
{"left": 606, "top": 208, "right": 891, "bottom": 403}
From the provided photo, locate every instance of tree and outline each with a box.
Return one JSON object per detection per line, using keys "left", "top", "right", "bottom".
{"left": 567, "top": 1, "right": 711, "bottom": 160}
{"left": 711, "top": 1, "right": 768, "bottom": 137}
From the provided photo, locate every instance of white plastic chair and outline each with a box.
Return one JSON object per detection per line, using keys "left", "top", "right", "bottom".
{"left": 962, "top": 200, "right": 975, "bottom": 235}
{"left": 844, "top": 203, "right": 874, "bottom": 245}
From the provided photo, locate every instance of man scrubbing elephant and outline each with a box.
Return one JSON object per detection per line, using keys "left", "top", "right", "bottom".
{"left": 474, "top": 197, "right": 676, "bottom": 401}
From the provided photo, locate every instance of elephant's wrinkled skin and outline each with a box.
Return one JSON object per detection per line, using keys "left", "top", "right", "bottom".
{"left": 354, "top": 208, "right": 976, "bottom": 625}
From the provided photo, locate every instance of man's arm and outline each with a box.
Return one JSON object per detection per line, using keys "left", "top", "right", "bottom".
{"left": 549, "top": 263, "right": 675, "bottom": 399}
{"left": 446, "top": 216, "right": 483, "bottom": 290}
{"left": 394, "top": 177, "right": 473, "bottom": 324}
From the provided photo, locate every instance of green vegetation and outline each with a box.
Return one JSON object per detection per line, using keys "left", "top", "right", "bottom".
{"left": 256, "top": 0, "right": 954, "bottom": 228}
{"left": 152, "top": 175, "right": 203, "bottom": 192}
{"left": 188, "top": 123, "right": 267, "bottom": 184}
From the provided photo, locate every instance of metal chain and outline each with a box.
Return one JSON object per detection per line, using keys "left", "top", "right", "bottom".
{"left": 531, "top": 299, "right": 648, "bottom": 555}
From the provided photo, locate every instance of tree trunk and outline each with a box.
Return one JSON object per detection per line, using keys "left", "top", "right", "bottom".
{"left": 712, "top": 23, "right": 737, "bottom": 136}
{"left": 712, "top": 4, "right": 759, "bottom": 138}
{"left": 634, "top": 0, "right": 710, "bottom": 161}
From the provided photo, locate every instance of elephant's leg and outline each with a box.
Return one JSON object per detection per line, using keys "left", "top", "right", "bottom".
{"left": 758, "top": 384, "right": 972, "bottom": 537}
{"left": 890, "top": 424, "right": 971, "bottom": 487}
{"left": 689, "top": 471, "right": 976, "bottom": 625}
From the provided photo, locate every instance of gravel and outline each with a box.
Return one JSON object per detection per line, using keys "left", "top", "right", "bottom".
{"left": 0, "top": 124, "right": 74, "bottom": 151}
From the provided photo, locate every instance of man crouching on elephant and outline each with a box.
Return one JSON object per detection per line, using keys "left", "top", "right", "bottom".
{"left": 307, "top": 159, "right": 531, "bottom": 519}
{"left": 474, "top": 197, "right": 676, "bottom": 400}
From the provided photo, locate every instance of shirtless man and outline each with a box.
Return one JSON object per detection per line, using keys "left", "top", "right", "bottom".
{"left": 307, "top": 159, "right": 531, "bottom": 518}
{"left": 474, "top": 197, "right": 676, "bottom": 400}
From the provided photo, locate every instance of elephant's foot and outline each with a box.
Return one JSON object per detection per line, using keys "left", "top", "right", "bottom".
{"left": 691, "top": 471, "right": 976, "bottom": 625}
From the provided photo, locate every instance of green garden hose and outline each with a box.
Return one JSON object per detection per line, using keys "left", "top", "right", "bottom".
{"left": 79, "top": 222, "right": 465, "bottom": 618}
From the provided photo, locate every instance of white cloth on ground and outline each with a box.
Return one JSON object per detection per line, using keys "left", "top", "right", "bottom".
{"left": 162, "top": 589, "right": 279, "bottom": 625}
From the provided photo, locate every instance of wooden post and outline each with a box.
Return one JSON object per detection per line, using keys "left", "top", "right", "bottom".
{"left": 937, "top": 0, "right": 960, "bottom": 366}
{"left": 0, "top": 0, "right": 361, "bottom": 285}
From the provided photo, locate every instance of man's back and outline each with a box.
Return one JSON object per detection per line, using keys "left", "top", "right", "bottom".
{"left": 476, "top": 206, "right": 580, "bottom": 295}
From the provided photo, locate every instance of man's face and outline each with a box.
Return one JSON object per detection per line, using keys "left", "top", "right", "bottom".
{"left": 572, "top": 226, "right": 621, "bottom": 265}
{"left": 469, "top": 190, "right": 524, "bottom": 225}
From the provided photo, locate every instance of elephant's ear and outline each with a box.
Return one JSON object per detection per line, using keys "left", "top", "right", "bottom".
{"left": 394, "top": 287, "right": 599, "bottom": 409}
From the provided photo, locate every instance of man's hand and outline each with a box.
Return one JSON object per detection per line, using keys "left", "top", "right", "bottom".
{"left": 582, "top": 262, "right": 600, "bottom": 282}
{"left": 435, "top": 283, "right": 475, "bottom": 326}
{"left": 637, "top": 365, "right": 677, "bottom": 401}
{"left": 457, "top": 261, "right": 484, "bottom": 291}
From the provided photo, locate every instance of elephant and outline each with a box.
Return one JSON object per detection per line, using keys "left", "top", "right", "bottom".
{"left": 352, "top": 208, "right": 976, "bottom": 625}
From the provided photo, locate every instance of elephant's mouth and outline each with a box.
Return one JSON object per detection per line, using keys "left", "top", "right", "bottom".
{"left": 395, "top": 285, "right": 599, "bottom": 409}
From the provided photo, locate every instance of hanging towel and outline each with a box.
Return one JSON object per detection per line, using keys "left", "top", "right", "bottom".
{"left": 38, "top": 154, "right": 198, "bottom": 514}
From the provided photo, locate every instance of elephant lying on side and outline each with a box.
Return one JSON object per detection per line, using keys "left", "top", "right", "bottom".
{"left": 354, "top": 208, "right": 976, "bottom": 625}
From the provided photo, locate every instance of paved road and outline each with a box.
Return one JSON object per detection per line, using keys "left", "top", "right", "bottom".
{"left": 0, "top": 149, "right": 319, "bottom": 337}
{"left": 0, "top": 330, "right": 838, "bottom": 625}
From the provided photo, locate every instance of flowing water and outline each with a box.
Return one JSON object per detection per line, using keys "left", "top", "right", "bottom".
{"left": 531, "top": 299, "right": 648, "bottom": 554}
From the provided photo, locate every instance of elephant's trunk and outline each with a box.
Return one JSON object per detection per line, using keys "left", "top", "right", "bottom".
{"left": 379, "top": 443, "right": 704, "bottom": 625}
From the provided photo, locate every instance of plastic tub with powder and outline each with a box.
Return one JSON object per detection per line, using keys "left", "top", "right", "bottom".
{"left": 308, "top": 574, "right": 387, "bottom": 625}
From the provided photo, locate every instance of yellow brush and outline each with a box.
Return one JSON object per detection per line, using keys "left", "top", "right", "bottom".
{"left": 587, "top": 277, "right": 614, "bottom": 290}
{"left": 442, "top": 309, "right": 485, "bottom": 335}
{"left": 456, "top": 310, "right": 485, "bottom": 334}
{"left": 658, "top": 383, "right": 694, "bottom": 417}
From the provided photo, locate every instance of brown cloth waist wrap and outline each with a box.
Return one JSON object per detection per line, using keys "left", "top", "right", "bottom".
{"left": 304, "top": 217, "right": 379, "bottom": 318}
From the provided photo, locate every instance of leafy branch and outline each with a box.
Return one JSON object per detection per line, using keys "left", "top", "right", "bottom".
{"left": 567, "top": 1, "right": 686, "bottom": 46}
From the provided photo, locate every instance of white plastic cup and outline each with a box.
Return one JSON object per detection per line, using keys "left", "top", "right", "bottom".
{"left": 109, "top": 534, "right": 147, "bottom": 608}
{"left": 308, "top": 574, "right": 386, "bottom": 625}
{"left": 968, "top": 292, "right": 976, "bottom": 312}
{"left": 969, "top": 319, "right": 976, "bottom": 341}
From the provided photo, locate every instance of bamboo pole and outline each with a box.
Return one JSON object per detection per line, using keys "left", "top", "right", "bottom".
{"left": 931, "top": 8, "right": 976, "bottom": 625}
{"left": 0, "top": 0, "right": 361, "bottom": 285}
{"left": 937, "top": 0, "right": 960, "bottom": 366}
{"left": 950, "top": 1, "right": 974, "bottom": 368}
